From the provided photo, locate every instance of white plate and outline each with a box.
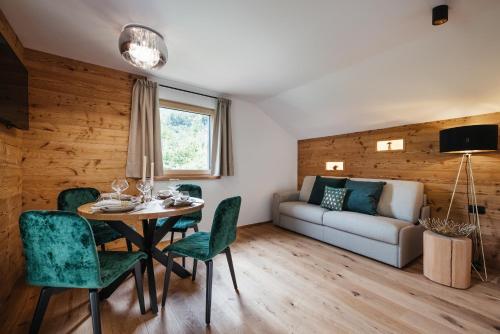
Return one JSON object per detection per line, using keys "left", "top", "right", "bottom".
{"left": 100, "top": 202, "right": 138, "bottom": 213}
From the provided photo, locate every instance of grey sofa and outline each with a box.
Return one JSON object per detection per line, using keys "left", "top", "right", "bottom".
{"left": 273, "top": 176, "right": 430, "bottom": 268}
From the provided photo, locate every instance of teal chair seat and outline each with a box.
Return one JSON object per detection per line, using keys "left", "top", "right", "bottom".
{"left": 157, "top": 216, "right": 199, "bottom": 231}
{"left": 98, "top": 251, "right": 146, "bottom": 287}
{"left": 162, "top": 196, "right": 241, "bottom": 325}
{"left": 58, "top": 187, "right": 132, "bottom": 251}
{"left": 20, "top": 210, "right": 147, "bottom": 334}
{"left": 165, "top": 232, "right": 211, "bottom": 261}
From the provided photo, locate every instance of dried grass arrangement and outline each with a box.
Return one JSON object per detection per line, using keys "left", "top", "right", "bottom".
{"left": 418, "top": 217, "right": 476, "bottom": 237}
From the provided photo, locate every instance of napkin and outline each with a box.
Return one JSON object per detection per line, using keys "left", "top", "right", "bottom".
{"left": 162, "top": 198, "right": 174, "bottom": 208}
{"left": 90, "top": 199, "right": 135, "bottom": 213}
{"left": 92, "top": 199, "right": 123, "bottom": 208}
{"left": 162, "top": 197, "right": 192, "bottom": 208}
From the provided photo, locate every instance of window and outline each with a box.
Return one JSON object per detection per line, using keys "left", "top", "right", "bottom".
{"left": 159, "top": 100, "right": 215, "bottom": 177}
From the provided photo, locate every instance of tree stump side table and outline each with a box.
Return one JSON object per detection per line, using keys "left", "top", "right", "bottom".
{"left": 423, "top": 230, "right": 472, "bottom": 289}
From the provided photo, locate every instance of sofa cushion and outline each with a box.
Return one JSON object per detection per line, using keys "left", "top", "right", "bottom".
{"left": 351, "top": 178, "right": 424, "bottom": 223}
{"left": 323, "top": 211, "right": 411, "bottom": 244}
{"left": 344, "top": 180, "right": 385, "bottom": 215}
{"left": 279, "top": 201, "right": 328, "bottom": 225}
{"left": 299, "top": 176, "right": 316, "bottom": 202}
{"left": 308, "top": 176, "right": 347, "bottom": 205}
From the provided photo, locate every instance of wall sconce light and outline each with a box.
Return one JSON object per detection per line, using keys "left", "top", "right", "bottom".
{"left": 376, "top": 139, "right": 404, "bottom": 152}
{"left": 326, "top": 161, "right": 344, "bottom": 171}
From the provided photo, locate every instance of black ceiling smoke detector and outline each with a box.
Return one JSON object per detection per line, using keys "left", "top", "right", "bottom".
{"left": 432, "top": 5, "right": 448, "bottom": 25}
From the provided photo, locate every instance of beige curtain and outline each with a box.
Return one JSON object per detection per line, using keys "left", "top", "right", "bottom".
{"left": 211, "top": 98, "right": 234, "bottom": 176}
{"left": 125, "top": 79, "right": 164, "bottom": 178}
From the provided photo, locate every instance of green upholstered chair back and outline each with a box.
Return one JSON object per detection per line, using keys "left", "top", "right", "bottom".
{"left": 208, "top": 196, "right": 241, "bottom": 256}
{"left": 177, "top": 184, "right": 202, "bottom": 221}
{"left": 58, "top": 187, "right": 100, "bottom": 213}
{"left": 19, "top": 211, "right": 103, "bottom": 289}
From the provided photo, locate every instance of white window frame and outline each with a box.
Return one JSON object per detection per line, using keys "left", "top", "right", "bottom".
{"left": 159, "top": 99, "right": 215, "bottom": 178}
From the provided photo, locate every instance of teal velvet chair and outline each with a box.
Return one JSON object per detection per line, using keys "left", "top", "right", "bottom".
{"left": 156, "top": 184, "right": 202, "bottom": 268}
{"left": 161, "top": 196, "right": 241, "bottom": 324}
{"left": 19, "top": 211, "right": 147, "bottom": 334}
{"left": 58, "top": 187, "right": 132, "bottom": 251}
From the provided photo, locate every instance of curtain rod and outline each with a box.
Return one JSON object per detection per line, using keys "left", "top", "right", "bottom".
{"left": 159, "top": 84, "right": 218, "bottom": 100}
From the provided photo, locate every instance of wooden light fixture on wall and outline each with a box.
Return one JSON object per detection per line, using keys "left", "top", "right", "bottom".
{"left": 325, "top": 161, "right": 344, "bottom": 171}
{"left": 376, "top": 139, "right": 404, "bottom": 152}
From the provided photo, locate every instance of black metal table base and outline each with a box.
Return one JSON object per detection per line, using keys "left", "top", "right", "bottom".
{"left": 104, "top": 216, "right": 190, "bottom": 314}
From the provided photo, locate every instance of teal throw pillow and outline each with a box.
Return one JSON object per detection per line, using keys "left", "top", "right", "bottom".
{"left": 321, "top": 186, "right": 347, "bottom": 211}
{"left": 308, "top": 176, "right": 347, "bottom": 205}
{"left": 343, "top": 180, "right": 386, "bottom": 215}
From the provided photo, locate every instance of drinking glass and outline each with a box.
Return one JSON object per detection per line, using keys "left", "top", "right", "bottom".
{"left": 111, "top": 178, "right": 129, "bottom": 201}
{"left": 136, "top": 179, "right": 153, "bottom": 203}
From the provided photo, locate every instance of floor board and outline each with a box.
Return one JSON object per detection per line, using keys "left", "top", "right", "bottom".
{"left": 1, "top": 223, "right": 499, "bottom": 333}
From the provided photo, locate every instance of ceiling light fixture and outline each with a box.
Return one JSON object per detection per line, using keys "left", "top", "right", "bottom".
{"left": 432, "top": 5, "right": 448, "bottom": 26}
{"left": 119, "top": 24, "right": 167, "bottom": 70}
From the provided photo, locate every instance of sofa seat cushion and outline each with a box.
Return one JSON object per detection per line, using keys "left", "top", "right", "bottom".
{"left": 323, "top": 211, "right": 411, "bottom": 244}
{"left": 279, "top": 201, "right": 328, "bottom": 225}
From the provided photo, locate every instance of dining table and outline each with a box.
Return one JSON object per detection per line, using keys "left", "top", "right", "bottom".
{"left": 78, "top": 198, "right": 205, "bottom": 314}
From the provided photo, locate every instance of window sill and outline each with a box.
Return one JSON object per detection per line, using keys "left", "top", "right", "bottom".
{"left": 155, "top": 174, "right": 221, "bottom": 181}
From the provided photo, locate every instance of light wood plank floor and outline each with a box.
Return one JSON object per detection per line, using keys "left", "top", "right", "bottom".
{"left": 1, "top": 223, "right": 499, "bottom": 333}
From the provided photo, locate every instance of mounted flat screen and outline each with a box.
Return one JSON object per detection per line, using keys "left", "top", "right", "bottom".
{"left": 0, "top": 32, "right": 29, "bottom": 130}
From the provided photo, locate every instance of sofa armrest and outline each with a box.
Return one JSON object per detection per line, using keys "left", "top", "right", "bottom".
{"left": 398, "top": 224, "right": 425, "bottom": 267}
{"left": 272, "top": 191, "right": 300, "bottom": 225}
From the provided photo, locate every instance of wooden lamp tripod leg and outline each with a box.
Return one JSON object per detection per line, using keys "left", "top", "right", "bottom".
{"left": 467, "top": 154, "right": 488, "bottom": 281}
{"left": 446, "top": 154, "right": 465, "bottom": 222}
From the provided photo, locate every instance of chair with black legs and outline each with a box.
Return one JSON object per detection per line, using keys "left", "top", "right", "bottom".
{"left": 156, "top": 184, "right": 202, "bottom": 269}
{"left": 19, "top": 211, "right": 147, "bottom": 334}
{"left": 58, "top": 188, "right": 133, "bottom": 252}
{"left": 161, "top": 196, "right": 241, "bottom": 324}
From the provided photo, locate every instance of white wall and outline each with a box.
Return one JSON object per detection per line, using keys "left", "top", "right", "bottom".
{"left": 154, "top": 85, "right": 297, "bottom": 230}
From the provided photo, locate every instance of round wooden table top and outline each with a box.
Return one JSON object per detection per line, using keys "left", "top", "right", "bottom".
{"left": 77, "top": 198, "right": 204, "bottom": 221}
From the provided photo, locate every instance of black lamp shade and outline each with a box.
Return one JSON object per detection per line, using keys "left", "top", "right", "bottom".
{"left": 440, "top": 124, "right": 498, "bottom": 153}
{"left": 432, "top": 5, "right": 448, "bottom": 26}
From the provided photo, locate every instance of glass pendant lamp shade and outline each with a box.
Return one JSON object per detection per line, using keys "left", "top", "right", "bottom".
{"left": 119, "top": 24, "right": 167, "bottom": 70}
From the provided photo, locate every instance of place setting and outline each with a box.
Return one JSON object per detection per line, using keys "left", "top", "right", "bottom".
{"left": 89, "top": 174, "right": 199, "bottom": 215}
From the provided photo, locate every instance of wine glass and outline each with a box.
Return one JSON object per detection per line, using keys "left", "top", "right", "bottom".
{"left": 136, "top": 180, "right": 153, "bottom": 203}
{"left": 111, "top": 178, "right": 129, "bottom": 201}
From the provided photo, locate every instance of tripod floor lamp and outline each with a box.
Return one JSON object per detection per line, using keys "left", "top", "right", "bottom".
{"left": 439, "top": 124, "right": 498, "bottom": 281}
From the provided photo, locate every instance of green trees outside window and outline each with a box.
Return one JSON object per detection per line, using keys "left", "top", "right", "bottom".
{"left": 160, "top": 108, "right": 211, "bottom": 171}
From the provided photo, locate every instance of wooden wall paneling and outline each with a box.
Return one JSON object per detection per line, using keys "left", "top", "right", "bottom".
{"left": 0, "top": 9, "right": 25, "bottom": 309}
{"left": 22, "top": 49, "right": 143, "bottom": 249}
{"left": 298, "top": 112, "right": 500, "bottom": 269}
